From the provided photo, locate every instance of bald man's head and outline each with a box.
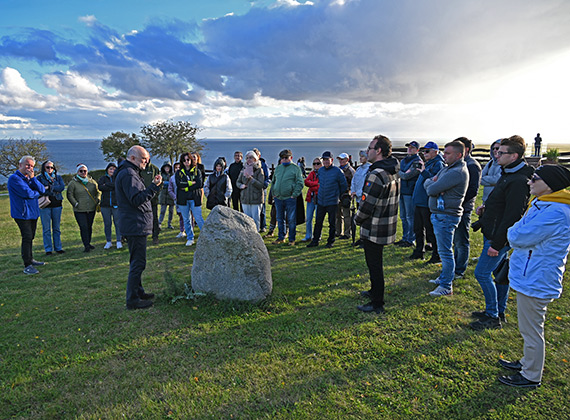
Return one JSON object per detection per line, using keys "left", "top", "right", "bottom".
{"left": 127, "top": 145, "right": 150, "bottom": 169}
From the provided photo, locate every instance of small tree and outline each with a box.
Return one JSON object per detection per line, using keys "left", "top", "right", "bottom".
{"left": 100, "top": 132, "right": 141, "bottom": 162}
{"left": 0, "top": 138, "right": 49, "bottom": 177}
{"left": 140, "top": 120, "right": 203, "bottom": 165}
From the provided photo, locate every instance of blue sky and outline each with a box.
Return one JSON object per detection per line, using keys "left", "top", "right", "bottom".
{"left": 1, "top": 0, "right": 570, "bottom": 145}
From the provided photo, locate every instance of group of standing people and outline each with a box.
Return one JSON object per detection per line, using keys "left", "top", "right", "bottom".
{"left": 7, "top": 135, "right": 570, "bottom": 388}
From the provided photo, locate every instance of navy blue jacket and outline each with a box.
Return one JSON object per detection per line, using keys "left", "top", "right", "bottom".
{"left": 399, "top": 154, "right": 421, "bottom": 196}
{"left": 98, "top": 174, "right": 118, "bottom": 208}
{"left": 412, "top": 153, "right": 445, "bottom": 208}
{"left": 316, "top": 165, "right": 348, "bottom": 207}
{"left": 115, "top": 160, "right": 160, "bottom": 236}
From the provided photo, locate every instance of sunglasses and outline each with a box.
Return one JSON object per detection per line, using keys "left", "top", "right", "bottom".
{"left": 497, "top": 151, "right": 514, "bottom": 156}
{"left": 45, "top": 166, "right": 54, "bottom": 169}
{"left": 492, "top": 147, "right": 500, "bottom": 151}
{"left": 78, "top": 170, "right": 87, "bottom": 173}
{"left": 530, "top": 174, "right": 542, "bottom": 183}
{"left": 313, "top": 162, "right": 322, "bottom": 165}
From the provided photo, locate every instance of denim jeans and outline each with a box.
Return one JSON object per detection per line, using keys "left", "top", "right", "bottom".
{"left": 453, "top": 211, "right": 471, "bottom": 276}
{"left": 431, "top": 213, "right": 461, "bottom": 289}
{"left": 242, "top": 204, "right": 262, "bottom": 230}
{"left": 399, "top": 194, "right": 415, "bottom": 243}
{"left": 474, "top": 237, "right": 510, "bottom": 318}
{"left": 312, "top": 204, "right": 337, "bottom": 245}
{"left": 179, "top": 201, "right": 205, "bottom": 240}
{"left": 304, "top": 200, "right": 316, "bottom": 240}
{"left": 274, "top": 197, "right": 297, "bottom": 242}
{"left": 40, "top": 206, "right": 63, "bottom": 252}
{"left": 101, "top": 206, "right": 121, "bottom": 242}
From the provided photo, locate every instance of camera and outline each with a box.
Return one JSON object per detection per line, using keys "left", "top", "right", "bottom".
{"left": 412, "top": 161, "right": 423, "bottom": 169}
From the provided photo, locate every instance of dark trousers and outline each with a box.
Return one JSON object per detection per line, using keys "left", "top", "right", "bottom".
{"left": 231, "top": 189, "right": 242, "bottom": 211}
{"left": 15, "top": 218, "right": 37, "bottom": 267}
{"left": 74, "top": 211, "right": 96, "bottom": 249}
{"left": 126, "top": 235, "right": 148, "bottom": 305}
{"left": 413, "top": 206, "right": 438, "bottom": 258}
{"left": 363, "top": 239, "right": 385, "bottom": 307}
{"left": 312, "top": 204, "right": 337, "bottom": 245}
{"left": 151, "top": 202, "right": 159, "bottom": 240}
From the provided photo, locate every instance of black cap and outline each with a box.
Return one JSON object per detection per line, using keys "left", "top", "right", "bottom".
{"left": 322, "top": 151, "right": 333, "bottom": 159}
{"left": 535, "top": 165, "right": 570, "bottom": 192}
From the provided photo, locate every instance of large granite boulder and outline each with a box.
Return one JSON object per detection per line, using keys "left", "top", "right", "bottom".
{"left": 191, "top": 206, "right": 272, "bottom": 302}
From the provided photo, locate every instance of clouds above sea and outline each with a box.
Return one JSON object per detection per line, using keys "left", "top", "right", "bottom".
{"left": 1, "top": 0, "right": 570, "bottom": 140}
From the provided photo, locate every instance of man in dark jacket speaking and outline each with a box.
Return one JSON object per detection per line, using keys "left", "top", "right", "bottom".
{"left": 115, "top": 146, "right": 162, "bottom": 310}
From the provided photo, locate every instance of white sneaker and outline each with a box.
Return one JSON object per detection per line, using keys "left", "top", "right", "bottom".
{"left": 429, "top": 285, "right": 453, "bottom": 296}
{"left": 428, "top": 278, "right": 441, "bottom": 284}
{"left": 116, "top": 241, "right": 123, "bottom": 249}
{"left": 104, "top": 242, "right": 113, "bottom": 249}
{"left": 185, "top": 239, "right": 194, "bottom": 246}
{"left": 176, "top": 232, "right": 186, "bottom": 238}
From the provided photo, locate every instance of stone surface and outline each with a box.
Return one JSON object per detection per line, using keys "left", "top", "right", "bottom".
{"left": 191, "top": 206, "right": 272, "bottom": 302}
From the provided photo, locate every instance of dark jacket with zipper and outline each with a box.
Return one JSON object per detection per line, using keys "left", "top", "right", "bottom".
{"left": 480, "top": 159, "right": 534, "bottom": 250}
{"left": 175, "top": 165, "right": 203, "bottom": 206}
{"left": 115, "top": 160, "right": 160, "bottom": 236}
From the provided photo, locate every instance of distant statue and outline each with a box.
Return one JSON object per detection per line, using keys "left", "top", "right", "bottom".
{"left": 534, "top": 133, "right": 542, "bottom": 156}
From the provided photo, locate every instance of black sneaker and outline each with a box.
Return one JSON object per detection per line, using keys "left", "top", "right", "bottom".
{"left": 409, "top": 252, "right": 424, "bottom": 260}
{"left": 470, "top": 314, "right": 502, "bottom": 330}
{"left": 498, "top": 359, "right": 522, "bottom": 371}
{"left": 498, "top": 373, "right": 540, "bottom": 388}
{"left": 338, "top": 235, "right": 349, "bottom": 240}
{"left": 357, "top": 302, "right": 385, "bottom": 314}
{"left": 126, "top": 300, "right": 154, "bottom": 310}
{"left": 306, "top": 241, "right": 319, "bottom": 248}
{"left": 31, "top": 260, "right": 46, "bottom": 266}
{"left": 325, "top": 242, "right": 333, "bottom": 248}
{"left": 472, "top": 310, "right": 507, "bottom": 323}
{"left": 426, "top": 256, "right": 441, "bottom": 264}
{"left": 56, "top": 249, "right": 66, "bottom": 254}
{"left": 139, "top": 292, "right": 155, "bottom": 300}
{"left": 400, "top": 241, "right": 414, "bottom": 248}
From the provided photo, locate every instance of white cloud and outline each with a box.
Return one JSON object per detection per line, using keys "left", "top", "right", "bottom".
{"left": 0, "top": 67, "right": 48, "bottom": 109}
{"left": 78, "top": 15, "right": 97, "bottom": 26}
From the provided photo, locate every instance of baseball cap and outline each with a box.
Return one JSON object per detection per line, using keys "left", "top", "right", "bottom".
{"left": 406, "top": 141, "right": 420, "bottom": 149}
{"left": 423, "top": 141, "right": 439, "bottom": 150}
{"left": 322, "top": 151, "right": 333, "bottom": 159}
{"left": 337, "top": 152, "right": 349, "bottom": 159}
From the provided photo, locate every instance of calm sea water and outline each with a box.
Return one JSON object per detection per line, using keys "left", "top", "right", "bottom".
{"left": 37, "top": 138, "right": 415, "bottom": 174}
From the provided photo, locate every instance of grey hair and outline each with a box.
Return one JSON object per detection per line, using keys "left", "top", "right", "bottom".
{"left": 245, "top": 150, "right": 258, "bottom": 161}
{"left": 19, "top": 155, "right": 35, "bottom": 164}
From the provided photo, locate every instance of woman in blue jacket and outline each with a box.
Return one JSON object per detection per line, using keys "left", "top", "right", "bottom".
{"left": 37, "top": 160, "right": 66, "bottom": 255}
{"left": 498, "top": 165, "right": 570, "bottom": 388}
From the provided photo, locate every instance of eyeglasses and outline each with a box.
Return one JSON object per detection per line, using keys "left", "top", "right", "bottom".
{"left": 422, "top": 149, "right": 435, "bottom": 153}
{"left": 530, "top": 174, "right": 542, "bottom": 183}
{"left": 496, "top": 151, "right": 513, "bottom": 156}
{"left": 313, "top": 162, "right": 322, "bottom": 165}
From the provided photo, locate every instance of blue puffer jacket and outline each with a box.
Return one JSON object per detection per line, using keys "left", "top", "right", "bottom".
{"left": 412, "top": 153, "right": 445, "bottom": 208}
{"left": 316, "top": 165, "right": 348, "bottom": 207}
{"left": 8, "top": 170, "right": 45, "bottom": 220}
{"left": 115, "top": 160, "right": 160, "bottom": 236}
{"left": 508, "top": 192, "right": 570, "bottom": 299}
{"left": 399, "top": 154, "right": 421, "bottom": 196}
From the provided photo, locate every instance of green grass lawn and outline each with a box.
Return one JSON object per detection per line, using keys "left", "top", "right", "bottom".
{"left": 1, "top": 194, "right": 569, "bottom": 419}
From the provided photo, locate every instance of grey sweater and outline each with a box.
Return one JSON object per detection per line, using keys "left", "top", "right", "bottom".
{"left": 424, "top": 159, "right": 468, "bottom": 217}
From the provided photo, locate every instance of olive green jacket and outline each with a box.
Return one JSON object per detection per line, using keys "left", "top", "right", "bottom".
{"left": 67, "top": 176, "right": 100, "bottom": 212}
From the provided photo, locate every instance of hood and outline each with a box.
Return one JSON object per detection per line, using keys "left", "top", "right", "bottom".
{"left": 160, "top": 161, "right": 172, "bottom": 173}
{"left": 213, "top": 158, "right": 227, "bottom": 172}
{"left": 537, "top": 189, "right": 570, "bottom": 205}
{"left": 370, "top": 155, "right": 399, "bottom": 175}
{"left": 105, "top": 162, "right": 117, "bottom": 174}
{"left": 489, "top": 140, "right": 501, "bottom": 162}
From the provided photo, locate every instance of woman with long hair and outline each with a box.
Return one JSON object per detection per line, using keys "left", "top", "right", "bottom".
{"left": 37, "top": 160, "right": 66, "bottom": 255}
{"left": 175, "top": 152, "right": 204, "bottom": 246}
